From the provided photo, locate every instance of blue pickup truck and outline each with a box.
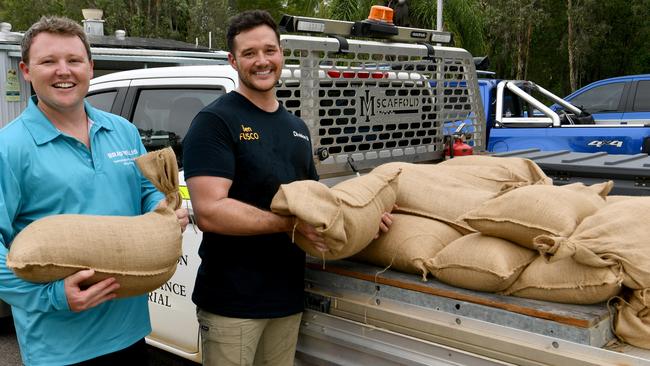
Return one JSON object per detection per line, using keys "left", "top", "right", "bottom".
{"left": 482, "top": 75, "right": 650, "bottom": 154}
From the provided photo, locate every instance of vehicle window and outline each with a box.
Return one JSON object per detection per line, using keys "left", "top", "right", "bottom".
{"left": 86, "top": 91, "right": 117, "bottom": 112}
{"left": 132, "top": 88, "right": 224, "bottom": 168}
{"left": 633, "top": 81, "right": 650, "bottom": 112}
{"left": 501, "top": 91, "right": 523, "bottom": 117}
{"left": 569, "top": 82, "right": 624, "bottom": 113}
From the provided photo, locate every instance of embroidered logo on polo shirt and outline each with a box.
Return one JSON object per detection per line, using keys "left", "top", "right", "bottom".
{"left": 239, "top": 125, "right": 260, "bottom": 141}
{"left": 106, "top": 148, "right": 138, "bottom": 165}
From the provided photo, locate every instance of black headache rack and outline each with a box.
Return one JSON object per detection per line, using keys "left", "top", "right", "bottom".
{"left": 278, "top": 14, "right": 453, "bottom": 45}
{"left": 492, "top": 149, "right": 650, "bottom": 196}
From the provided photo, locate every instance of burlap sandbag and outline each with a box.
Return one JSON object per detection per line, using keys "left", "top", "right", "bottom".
{"left": 439, "top": 155, "right": 552, "bottom": 188}
{"left": 353, "top": 214, "right": 462, "bottom": 280}
{"left": 560, "top": 181, "right": 612, "bottom": 198}
{"left": 612, "top": 289, "right": 650, "bottom": 349}
{"left": 270, "top": 169, "right": 399, "bottom": 260}
{"left": 606, "top": 195, "right": 636, "bottom": 205}
{"left": 7, "top": 148, "right": 182, "bottom": 298}
{"left": 371, "top": 160, "right": 551, "bottom": 233}
{"left": 534, "top": 197, "right": 650, "bottom": 290}
{"left": 135, "top": 147, "right": 182, "bottom": 210}
{"left": 459, "top": 181, "right": 611, "bottom": 250}
{"left": 426, "top": 233, "right": 537, "bottom": 292}
{"left": 502, "top": 256, "right": 623, "bottom": 304}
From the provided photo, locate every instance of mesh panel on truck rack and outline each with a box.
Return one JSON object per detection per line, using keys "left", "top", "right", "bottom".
{"left": 277, "top": 35, "right": 486, "bottom": 178}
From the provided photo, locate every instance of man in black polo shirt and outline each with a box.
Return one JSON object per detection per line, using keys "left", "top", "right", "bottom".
{"left": 182, "top": 9, "right": 329, "bottom": 366}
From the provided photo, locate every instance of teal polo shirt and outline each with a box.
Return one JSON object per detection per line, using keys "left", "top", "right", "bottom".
{"left": 0, "top": 96, "right": 163, "bottom": 365}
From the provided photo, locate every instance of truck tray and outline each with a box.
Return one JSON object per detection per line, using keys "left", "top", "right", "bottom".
{"left": 305, "top": 258, "right": 613, "bottom": 348}
{"left": 491, "top": 149, "right": 650, "bottom": 195}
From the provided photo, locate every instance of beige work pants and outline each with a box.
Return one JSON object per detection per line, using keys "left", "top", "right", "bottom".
{"left": 197, "top": 308, "right": 302, "bottom": 366}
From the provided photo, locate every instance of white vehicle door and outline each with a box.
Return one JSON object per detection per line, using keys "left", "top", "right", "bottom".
{"left": 91, "top": 75, "right": 236, "bottom": 361}
{"left": 128, "top": 78, "right": 234, "bottom": 360}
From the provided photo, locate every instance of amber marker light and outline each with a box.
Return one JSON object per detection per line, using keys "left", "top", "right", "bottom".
{"left": 367, "top": 5, "right": 395, "bottom": 24}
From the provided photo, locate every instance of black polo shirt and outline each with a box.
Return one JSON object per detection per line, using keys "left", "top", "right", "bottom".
{"left": 183, "top": 91, "right": 318, "bottom": 318}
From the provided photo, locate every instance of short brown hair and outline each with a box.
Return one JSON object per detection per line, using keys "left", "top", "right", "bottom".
{"left": 21, "top": 16, "right": 92, "bottom": 64}
{"left": 226, "top": 10, "right": 280, "bottom": 53}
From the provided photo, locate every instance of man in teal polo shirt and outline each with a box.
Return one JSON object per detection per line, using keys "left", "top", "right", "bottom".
{"left": 0, "top": 16, "right": 188, "bottom": 365}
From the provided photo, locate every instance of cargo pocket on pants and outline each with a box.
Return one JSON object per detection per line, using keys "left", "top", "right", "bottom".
{"left": 197, "top": 308, "right": 260, "bottom": 366}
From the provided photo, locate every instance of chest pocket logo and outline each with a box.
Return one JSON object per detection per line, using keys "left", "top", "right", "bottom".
{"left": 239, "top": 125, "right": 260, "bottom": 141}
{"left": 106, "top": 148, "right": 139, "bottom": 165}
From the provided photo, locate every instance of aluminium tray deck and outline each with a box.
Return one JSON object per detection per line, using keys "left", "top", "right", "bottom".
{"left": 304, "top": 258, "right": 614, "bottom": 347}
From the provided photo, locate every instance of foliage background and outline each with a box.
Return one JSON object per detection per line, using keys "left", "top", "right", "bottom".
{"left": 1, "top": 0, "right": 648, "bottom": 95}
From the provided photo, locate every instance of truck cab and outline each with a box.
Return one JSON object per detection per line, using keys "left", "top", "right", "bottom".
{"left": 564, "top": 74, "right": 650, "bottom": 125}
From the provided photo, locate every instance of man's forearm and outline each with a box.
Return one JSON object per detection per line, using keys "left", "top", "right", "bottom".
{"left": 195, "top": 197, "right": 293, "bottom": 236}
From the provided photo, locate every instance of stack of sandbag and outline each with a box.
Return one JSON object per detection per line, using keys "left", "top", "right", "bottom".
{"left": 572, "top": 197, "right": 650, "bottom": 348}
{"left": 612, "top": 289, "right": 650, "bottom": 349}
{"left": 440, "top": 181, "right": 624, "bottom": 303}
{"left": 271, "top": 168, "right": 399, "bottom": 260}
{"left": 502, "top": 256, "right": 623, "bottom": 304}
{"left": 605, "top": 195, "right": 635, "bottom": 205}
{"left": 354, "top": 214, "right": 462, "bottom": 281}
{"left": 371, "top": 156, "right": 552, "bottom": 233}
{"left": 426, "top": 233, "right": 537, "bottom": 292}
{"left": 459, "top": 181, "right": 612, "bottom": 249}
{"left": 534, "top": 195, "right": 650, "bottom": 348}
{"left": 438, "top": 155, "right": 552, "bottom": 188}
{"left": 534, "top": 197, "right": 650, "bottom": 291}
{"left": 7, "top": 147, "right": 182, "bottom": 298}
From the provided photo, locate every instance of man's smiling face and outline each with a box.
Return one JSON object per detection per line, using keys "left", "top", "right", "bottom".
{"left": 19, "top": 32, "right": 94, "bottom": 115}
{"left": 228, "top": 24, "right": 283, "bottom": 95}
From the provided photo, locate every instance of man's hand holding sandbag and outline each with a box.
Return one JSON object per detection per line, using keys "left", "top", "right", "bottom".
{"left": 175, "top": 208, "right": 189, "bottom": 233}
{"left": 64, "top": 269, "right": 120, "bottom": 312}
{"left": 293, "top": 208, "right": 395, "bottom": 253}
{"left": 375, "top": 209, "right": 395, "bottom": 239}
{"left": 375, "top": 212, "right": 393, "bottom": 239}
{"left": 293, "top": 218, "right": 327, "bottom": 252}
{"left": 157, "top": 199, "right": 189, "bottom": 233}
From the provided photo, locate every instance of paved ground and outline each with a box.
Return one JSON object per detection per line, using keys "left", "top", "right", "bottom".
{"left": 0, "top": 317, "right": 22, "bottom": 366}
{"left": 0, "top": 316, "right": 197, "bottom": 366}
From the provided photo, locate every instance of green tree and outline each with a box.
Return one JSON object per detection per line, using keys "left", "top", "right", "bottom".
{"left": 187, "top": 0, "right": 232, "bottom": 50}
{"left": 3, "top": 0, "right": 648, "bottom": 98}
{"left": 627, "top": 0, "right": 650, "bottom": 75}
{"left": 482, "top": 0, "right": 545, "bottom": 80}
{"left": 523, "top": 0, "right": 569, "bottom": 94}
{"left": 327, "top": 0, "right": 364, "bottom": 21}
{"left": 234, "top": 0, "right": 285, "bottom": 20}
{"left": 99, "top": 0, "right": 192, "bottom": 40}
{"left": 0, "top": 0, "right": 69, "bottom": 30}
{"left": 566, "top": 0, "right": 608, "bottom": 92}
{"left": 409, "top": 0, "right": 486, "bottom": 55}
{"left": 285, "top": 0, "right": 328, "bottom": 17}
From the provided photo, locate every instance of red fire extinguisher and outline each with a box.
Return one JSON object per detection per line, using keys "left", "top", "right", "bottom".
{"left": 444, "top": 123, "right": 473, "bottom": 158}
